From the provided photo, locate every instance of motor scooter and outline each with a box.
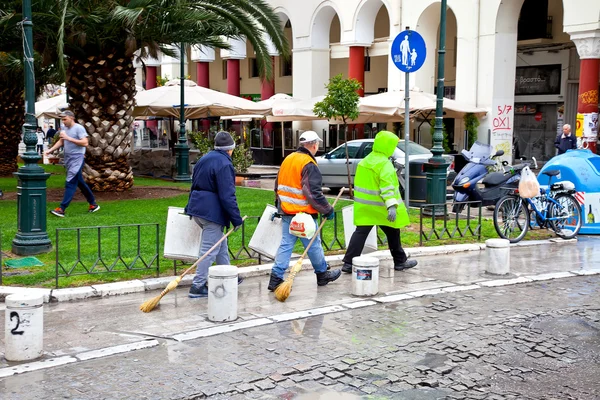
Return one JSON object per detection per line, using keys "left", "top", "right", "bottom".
{"left": 451, "top": 142, "right": 527, "bottom": 213}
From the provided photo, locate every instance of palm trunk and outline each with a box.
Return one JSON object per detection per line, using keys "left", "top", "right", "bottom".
{"left": 66, "top": 49, "right": 136, "bottom": 192}
{"left": 0, "top": 84, "right": 24, "bottom": 176}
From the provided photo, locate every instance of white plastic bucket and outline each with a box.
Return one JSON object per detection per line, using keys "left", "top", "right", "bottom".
{"left": 5, "top": 293, "right": 44, "bottom": 361}
{"left": 342, "top": 205, "right": 378, "bottom": 253}
{"left": 248, "top": 204, "right": 283, "bottom": 259}
{"left": 208, "top": 265, "right": 239, "bottom": 322}
{"left": 164, "top": 206, "right": 202, "bottom": 262}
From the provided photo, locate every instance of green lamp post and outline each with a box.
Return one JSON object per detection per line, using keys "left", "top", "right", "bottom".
{"left": 174, "top": 42, "right": 191, "bottom": 182}
{"left": 12, "top": 0, "right": 52, "bottom": 255}
{"left": 424, "top": 0, "right": 450, "bottom": 211}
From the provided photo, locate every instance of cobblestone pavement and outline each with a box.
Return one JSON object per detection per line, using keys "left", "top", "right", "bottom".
{"left": 1, "top": 275, "right": 599, "bottom": 400}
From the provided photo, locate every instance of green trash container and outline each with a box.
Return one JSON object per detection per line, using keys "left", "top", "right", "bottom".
{"left": 408, "top": 159, "right": 428, "bottom": 208}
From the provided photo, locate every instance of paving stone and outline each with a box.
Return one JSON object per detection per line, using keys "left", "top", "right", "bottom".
{"left": 325, "top": 370, "right": 345, "bottom": 380}
{"left": 254, "top": 379, "right": 275, "bottom": 391}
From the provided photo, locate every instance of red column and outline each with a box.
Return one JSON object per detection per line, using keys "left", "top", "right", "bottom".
{"left": 348, "top": 46, "right": 365, "bottom": 139}
{"left": 145, "top": 66, "right": 158, "bottom": 134}
{"left": 196, "top": 62, "right": 210, "bottom": 88}
{"left": 196, "top": 62, "right": 211, "bottom": 132}
{"left": 227, "top": 59, "right": 240, "bottom": 96}
{"left": 578, "top": 58, "right": 600, "bottom": 153}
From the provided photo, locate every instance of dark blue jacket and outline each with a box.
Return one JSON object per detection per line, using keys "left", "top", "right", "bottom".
{"left": 185, "top": 150, "right": 243, "bottom": 228}
{"left": 554, "top": 133, "right": 577, "bottom": 155}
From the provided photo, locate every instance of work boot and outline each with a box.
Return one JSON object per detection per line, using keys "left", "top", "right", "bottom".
{"left": 316, "top": 269, "right": 342, "bottom": 286}
{"left": 394, "top": 259, "right": 418, "bottom": 271}
{"left": 188, "top": 285, "right": 209, "bottom": 298}
{"left": 341, "top": 263, "right": 352, "bottom": 273}
{"left": 267, "top": 273, "right": 284, "bottom": 291}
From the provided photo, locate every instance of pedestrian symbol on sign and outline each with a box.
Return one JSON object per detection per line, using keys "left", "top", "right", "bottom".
{"left": 391, "top": 30, "right": 426, "bottom": 73}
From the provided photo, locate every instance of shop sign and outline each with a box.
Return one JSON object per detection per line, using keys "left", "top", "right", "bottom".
{"left": 515, "top": 64, "right": 561, "bottom": 95}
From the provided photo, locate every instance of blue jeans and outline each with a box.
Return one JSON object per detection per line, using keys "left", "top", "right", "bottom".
{"left": 60, "top": 164, "right": 96, "bottom": 210}
{"left": 271, "top": 215, "right": 328, "bottom": 279}
{"left": 192, "top": 217, "right": 230, "bottom": 288}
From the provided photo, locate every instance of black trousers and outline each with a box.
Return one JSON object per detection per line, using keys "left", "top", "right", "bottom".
{"left": 343, "top": 225, "right": 407, "bottom": 266}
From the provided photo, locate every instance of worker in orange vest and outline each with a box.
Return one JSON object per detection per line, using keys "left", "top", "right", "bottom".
{"left": 268, "top": 131, "right": 342, "bottom": 291}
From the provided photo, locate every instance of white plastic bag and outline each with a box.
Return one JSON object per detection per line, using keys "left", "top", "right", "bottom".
{"left": 518, "top": 166, "right": 540, "bottom": 199}
{"left": 289, "top": 212, "right": 316, "bottom": 239}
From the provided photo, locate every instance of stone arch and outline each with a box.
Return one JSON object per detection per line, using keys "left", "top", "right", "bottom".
{"left": 353, "top": 0, "right": 392, "bottom": 44}
{"left": 310, "top": 2, "right": 343, "bottom": 49}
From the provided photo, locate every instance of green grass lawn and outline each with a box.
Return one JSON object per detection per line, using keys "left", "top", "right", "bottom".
{"left": 0, "top": 165, "right": 553, "bottom": 288}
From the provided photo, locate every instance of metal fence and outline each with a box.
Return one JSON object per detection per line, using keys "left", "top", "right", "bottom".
{"left": 419, "top": 202, "right": 483, "bottom": 246}
{"left": 55, "top": 223, "right": 160, "bottom": 288}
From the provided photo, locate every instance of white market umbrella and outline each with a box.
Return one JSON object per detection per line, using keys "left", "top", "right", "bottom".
{"left": 133, "top": 79, "right": 270, "bottom": 119}
{"left": 35, "top": 94, "right": 68, "bottom": 119}
{"left": 266, "top": 95, "right": 327, "bottom": 122}
{"left": 358, "top": 90, "right": 487, "bottom": 120}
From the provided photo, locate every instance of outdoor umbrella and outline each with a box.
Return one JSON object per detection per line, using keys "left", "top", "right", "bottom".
{"left": 35, "top": 94, "right": 68, "bottom": 119}
{"left": 358, "top": 90, "right": 488, "bottom": 120}
{"left": 133, "top": 79, "right": 270, "bottom": 119}
{"left": 266, "top": 95, "right": 327, "bottom": 122}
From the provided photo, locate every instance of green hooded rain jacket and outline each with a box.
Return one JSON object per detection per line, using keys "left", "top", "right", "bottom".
{"left": 353, "top": 130, "right": 410, "bottom": 228}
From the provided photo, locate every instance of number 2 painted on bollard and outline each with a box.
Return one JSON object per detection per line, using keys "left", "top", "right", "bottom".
{"left": 10, "top": 312, "right": 24, "bottom": 335}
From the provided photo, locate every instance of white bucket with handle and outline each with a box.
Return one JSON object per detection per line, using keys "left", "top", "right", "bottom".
{"left": 248, "top": 204, "right": 283, "bottom": 260}
{"left": 342, "top": 205, "right": 378, "bottom": 253}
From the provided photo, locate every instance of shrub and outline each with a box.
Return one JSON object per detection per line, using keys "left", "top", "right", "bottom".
{"left": 189, "top": 130, "right": 254, "bottom": 173}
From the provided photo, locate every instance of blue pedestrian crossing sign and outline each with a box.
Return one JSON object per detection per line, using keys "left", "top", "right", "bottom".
{"left": 391, "top": 30, "right": 426, "bottom": 73}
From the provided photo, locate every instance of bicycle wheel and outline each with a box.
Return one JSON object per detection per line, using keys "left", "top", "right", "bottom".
{"left": 494, "top": 195, "right": 530, "bottom": 243}
{"left": 549, "top": 194, "right": 582, "bottom": 239}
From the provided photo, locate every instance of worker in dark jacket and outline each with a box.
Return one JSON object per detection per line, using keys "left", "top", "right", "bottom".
{"left": 554, "top": 124, "right": 577, "bottom": 155}
{"left": 185, "top": 131, "right": 243, "bottom": 298}
{"left": 267, "top": 131, "right": 342, "bottom": 292}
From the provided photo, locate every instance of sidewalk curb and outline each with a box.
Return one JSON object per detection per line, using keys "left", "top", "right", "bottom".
{"left": 0, "top": 238, "right": 577, "bottom": 303}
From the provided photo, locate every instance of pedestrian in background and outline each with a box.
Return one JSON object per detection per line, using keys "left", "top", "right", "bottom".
{"left": 554, "top": 124, "right": 577, "bottom": 155}
{"left": 267, "top": 130, "right": 341, "bottom": 292}
{"left": 342, "top": 130, "right": 417, "bottom": 273}
{"left": 46, "top": 124, "right": 57, "bottom": 145}
{"left": 36, "top": 127, "right": 45, "bottom": 155}
{"left": 185, "top": 131, "right": 243, "bottom": 298}
{"left": 45, "top": 110, "right": 99, "bottom": 217}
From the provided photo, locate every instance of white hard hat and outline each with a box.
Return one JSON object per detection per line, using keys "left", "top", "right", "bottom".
{"left": 299, "top": 131, "right": 323, "bottom": 143}
{"left": 289, "top": 212, "right": 316, "bottom": 239}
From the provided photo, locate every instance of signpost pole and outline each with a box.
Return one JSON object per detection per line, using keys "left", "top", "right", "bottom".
{"left": 404, "top": 69, "right": 410, "bottom": 209}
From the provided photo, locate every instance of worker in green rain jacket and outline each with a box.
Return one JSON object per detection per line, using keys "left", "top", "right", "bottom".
{"left": 342, "top": 130, "right": 418, "bottom": 273}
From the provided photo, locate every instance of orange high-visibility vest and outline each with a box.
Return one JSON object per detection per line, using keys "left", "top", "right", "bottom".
{"left": 277, "top": 152, "right": 319, "bottom": 215}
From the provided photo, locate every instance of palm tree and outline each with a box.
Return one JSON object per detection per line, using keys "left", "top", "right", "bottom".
{"left": 0, "top": 3, "right": 61, "bottom": 176}
{"left": 3, "top": 0, "right": 289, "bottom": 191}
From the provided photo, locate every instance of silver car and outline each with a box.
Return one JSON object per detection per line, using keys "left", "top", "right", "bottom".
{"left": 317, "top": 139, "right": 454, "bottom": 192}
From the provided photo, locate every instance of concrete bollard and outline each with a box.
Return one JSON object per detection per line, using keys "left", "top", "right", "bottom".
{"left": 351, "top": 256, "right": 379, "bottom": 296}
{"left": 5, "top": 293, "right": 44, "bottom": 361}
{"left": 208, "top": 265, "right": 238, "bottom": 322}
{"left": 485, "top": 238, "right": 511, "bottom": 275}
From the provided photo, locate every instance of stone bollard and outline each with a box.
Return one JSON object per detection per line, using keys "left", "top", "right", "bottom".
{"left": 5, "top": 293, "right": 44, "bottom": 361}
{"left": 485, "top": 238, "right": 511, "bottom": 275}
{"left": 351, "top": 256, "right": 379, "bottom": 296}
{"left": 208, "top": 265, "right": 238, "bottom": 322}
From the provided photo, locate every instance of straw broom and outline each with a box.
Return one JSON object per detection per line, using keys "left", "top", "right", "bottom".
{"left": 274, "top": 190, "right": 345, "bottom": 302}
{"left": 140, "top": 216, "right": 247, "bottom": 313}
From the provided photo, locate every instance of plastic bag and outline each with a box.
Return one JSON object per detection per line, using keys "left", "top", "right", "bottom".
{"left": 289, "top": 212, "right": 316, "bottom": 239}
{"left": 518, "top": 166, "right": 540, "bottom": 198}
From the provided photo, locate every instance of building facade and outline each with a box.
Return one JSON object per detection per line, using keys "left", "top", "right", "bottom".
{"left": 134, "top": 0, "right": 600, "bottom": 164}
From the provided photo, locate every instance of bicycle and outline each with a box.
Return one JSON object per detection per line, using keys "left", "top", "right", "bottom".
{"left": 493, "top": 169, "right": 582, "bottom": 243}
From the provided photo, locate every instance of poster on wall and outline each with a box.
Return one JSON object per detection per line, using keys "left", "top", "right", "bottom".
{"left": 583, "top": 192, "right": 600, "bottom": 225}
{"left": 556, "top": 104, "right": 564, "bottom": 136}
{"left": 576, "top": 113, "right": 584, "bottom": 137}
{"left": 583, "top": 112, "right": 599, "bottom": 139}
{"left": 490, "top": 99, "right": 514, "bottom": 162}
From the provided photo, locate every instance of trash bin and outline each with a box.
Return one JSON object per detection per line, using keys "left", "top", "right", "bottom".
{"left": 408, "top": 159, "right": 428, "bottom": 208}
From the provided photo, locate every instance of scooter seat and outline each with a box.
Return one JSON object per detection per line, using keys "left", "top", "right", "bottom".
{"left": 542, "top": 169, "right": 560, "bottom": 177}
{"left": 481, "top": 172, "right": 507, "bottom": 186}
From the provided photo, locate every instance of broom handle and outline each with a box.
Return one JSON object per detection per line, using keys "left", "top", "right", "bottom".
{"left": 179, "top": 215, "right": 248, "bottom": 279}
{"left": 297, "top": 189, "right": 345, "bottom": 260}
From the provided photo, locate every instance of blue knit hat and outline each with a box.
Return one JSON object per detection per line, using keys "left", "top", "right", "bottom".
{"left": 214, "top": 131, "right": 236, "bottom": 151}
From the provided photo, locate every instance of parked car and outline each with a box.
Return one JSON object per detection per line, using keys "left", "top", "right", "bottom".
{"left": 317, "top": 139, "right": 455, "bottom": 192}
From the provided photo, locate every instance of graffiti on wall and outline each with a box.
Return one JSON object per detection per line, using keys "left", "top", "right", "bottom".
{"left": 490, "top": 102, "right": 514, "bottom": 162}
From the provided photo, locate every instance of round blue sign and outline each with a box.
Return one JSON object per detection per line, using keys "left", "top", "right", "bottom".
{"left": 390, "top": 30, "right": 427, "bottom": 73}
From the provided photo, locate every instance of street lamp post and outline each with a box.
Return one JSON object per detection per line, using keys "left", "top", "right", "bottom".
{"left": 12, "top": 0, "right": 52, "bottom": 255}
{"left": 174, "top": 42, "right": 191, "bottom": 182}
{"left": 424, "top": 0, "right": 450, "bottom": 212}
